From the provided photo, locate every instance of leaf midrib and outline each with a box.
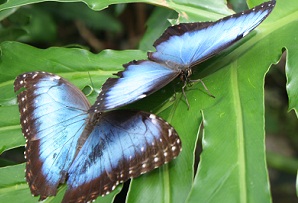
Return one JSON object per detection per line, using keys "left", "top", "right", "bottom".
{"left": 231, "top": 61, "right": 247, "bottom": 202}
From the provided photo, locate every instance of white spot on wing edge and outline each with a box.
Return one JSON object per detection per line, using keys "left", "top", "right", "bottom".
{"left": 32, "top": 73, "right": 38, "bottom": 79}
{"left": 168, "top": 128, "right": 173, "bottom": 137}
{"left": 50, "top": 75, "right": 61, "bottom": 81}
{"left": 137, "top": 94, "right": 146, "bottom": 99}
{"left": 242, "top": 30, "right": 250, "bottom": 37}
{"left": 149, "top": 114, "right": 156, "bottom": 119}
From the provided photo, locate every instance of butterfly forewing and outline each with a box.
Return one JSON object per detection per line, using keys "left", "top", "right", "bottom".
{"left": 149, "top": 1, "right": 275, "bottom": 66}
{"left": 14, "top": 72, "right": 90, "bottom": 199}
{"left": 90, "top": 60, "right": 179, "bottom": 112}
{"left": 62, "top": 111, "right": 181, "bottom": 203}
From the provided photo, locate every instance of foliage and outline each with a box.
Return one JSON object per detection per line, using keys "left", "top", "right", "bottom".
{"left": 0, "top": 0, "right": 297, "bottom": 203}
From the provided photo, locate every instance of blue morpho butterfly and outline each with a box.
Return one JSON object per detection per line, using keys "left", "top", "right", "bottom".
{"left": 14, "top": 71, "right": 182, "bottom": 203}
{"left": 91, "top": 1, "right": 276, "bottom": 112}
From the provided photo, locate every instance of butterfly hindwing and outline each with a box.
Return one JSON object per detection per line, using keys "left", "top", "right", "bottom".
{"left": 14, "top": 72, "right": 90, "bottom": 199}
{"left": 62, "top": 110, "right": 181, "bottom": 203}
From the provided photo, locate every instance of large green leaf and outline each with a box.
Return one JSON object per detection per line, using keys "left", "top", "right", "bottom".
{"left": 0, "top": 0, "right": 297, "bottom": 203}
{"left": 0, "top": 0, "right": 232, "bottom": 18}
{"left": 0, "top": 0, "right": 226, "bottom": 12}
{"left": 0, "top": 163, "right": 122, "bottom": 203}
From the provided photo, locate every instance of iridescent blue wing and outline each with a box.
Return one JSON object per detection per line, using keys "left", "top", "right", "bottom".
{"left": 94, "top": 1, "right": 275, "bottom": 112}
{"left": 14, "top": 72, "right": 90, "bottom": 200}
{"left": 90, "top": 60, "right": 179, "bottom": 112}
{"left": 149, "top": 1, "right": 276, "bottom": 66}
{"left": 62, "top": 110, "right": 182, "bottom": 203}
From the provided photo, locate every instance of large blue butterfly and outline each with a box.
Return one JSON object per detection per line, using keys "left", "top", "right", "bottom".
{"left": 91, "top": 1, "right": 276, "bottom": 112}
{"left": 14, "top": 72, "right": 181, "bottom": 203}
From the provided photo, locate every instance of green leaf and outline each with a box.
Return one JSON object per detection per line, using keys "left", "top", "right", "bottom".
{"left": 0, "top": 164, "right": 122, "bottom": 203}
{"left": 3, "top": 6, "right": 57, "bottom": 43}
{"left": 0, "top": 7, "right": 18, "bottom": 21}
{"left": 0, "top": 0, "right": 232, "bottom": 17}
{"left": 138, "top": 7, "right": 177, "bottom": 51}
{"left": 38, "top": 2, "right": 122, "bottom": 33}
{"left": 185, "top": 1, "right": 298, "bottom": 202}
{"left": 0, "top": 0, "right": 297, "bottom": 203}
{"left": 0, "top": 164, "right": 32, "bottom": 201}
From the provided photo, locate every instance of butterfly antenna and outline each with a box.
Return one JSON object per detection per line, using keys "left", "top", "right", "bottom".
{"left": 88, "top": 72, "right": 94, "bottom": 88}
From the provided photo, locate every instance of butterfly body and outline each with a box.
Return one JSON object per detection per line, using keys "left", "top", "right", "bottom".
{"left": 92, "top": 1, "right": 276, "bottom": 112}
{"left": 14, "top": 71, "right": 181, "bottom": 202}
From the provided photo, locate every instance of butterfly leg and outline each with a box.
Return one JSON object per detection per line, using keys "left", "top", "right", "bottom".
{"left": 182, "top": 80, "right": 190, "bottom": 110}
{"left": 182, "top": 79, "right": 215, "bottom": 109}
{"left": 189, "top": 79, "right": 215, "bottom": 98}
{"left": 169, "top": 83, "right": 177, "bottom": 102}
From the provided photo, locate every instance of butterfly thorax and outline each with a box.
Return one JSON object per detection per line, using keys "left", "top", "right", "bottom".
{"left": 161, "top": 59, "right": 190, "bottom": 71}
{"left": 180, "top": 68, "right": 192, "bottom": 82}
{"left": 157, "top": 59, "right": 193, "bottom": 84}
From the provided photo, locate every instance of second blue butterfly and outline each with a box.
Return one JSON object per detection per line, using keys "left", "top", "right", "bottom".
{"left": 91, "top": 1, "right": 275, "bottom": 112}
